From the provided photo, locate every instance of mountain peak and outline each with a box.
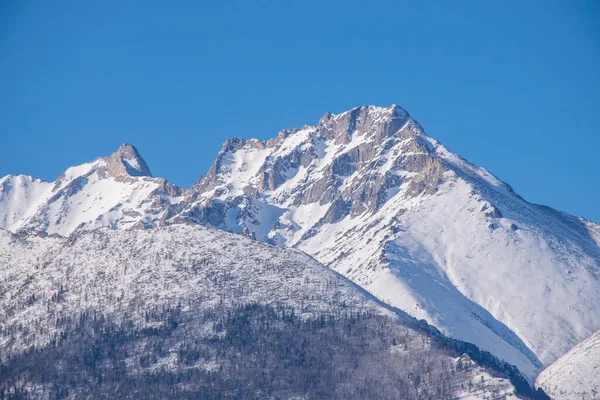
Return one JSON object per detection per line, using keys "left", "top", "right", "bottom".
{"left": 317, "top": 104, "right": 408, "bottom": 127}
{"left": 118, "top": 142, "right": 137, "bottom": 154}
{"left": 105, "top": 143, "right": 152, "bottom": 177}
{"left": 315, "top": 104, "right": 412, "bottom": 145}
{"left": 388, "top": 103, "right": 409, "bottom": 117}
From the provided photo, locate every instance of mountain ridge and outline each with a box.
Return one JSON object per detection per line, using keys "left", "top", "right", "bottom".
{"left": 1, "top": 104, "right": 599, "bottom": 391}
{"left": 173, "top": 104, "right": 600, "bottom": 381}
{"left": 0, "top": 143, "right": 185, "bottom": 235}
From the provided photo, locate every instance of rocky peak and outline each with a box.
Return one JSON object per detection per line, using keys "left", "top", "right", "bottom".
{"left": 317, "top": 105, "right": 412, "bottom": 145}
{"left": 103, "top": 143, "right": 153, "bottom": 177}
{"left": 189, "top": 105, "right": 442, "bottom": 206}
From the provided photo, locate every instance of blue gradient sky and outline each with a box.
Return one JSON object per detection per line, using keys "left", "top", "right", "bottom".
{"left": 1, "top": 1, "right": 599, "bottom": 222}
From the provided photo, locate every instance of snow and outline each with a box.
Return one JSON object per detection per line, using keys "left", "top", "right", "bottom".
{"left": 123, "top": 156, "right": 141, "bottom": 171}
{"left": 426, "top": 135, "right": 517, "bottom": 198}
{"left": 0, "top": 175, "right": 52, "bottom": 230}
{"left": 286, "top": 201, "right": 330, "bottom": 244}
{"left": 59, "top": 159, "right": 103, "bottom": 187}
{"left": 451, "top": 354, "right": 520, "bottom": 399}
{"left": 273, "top": 128, "right": 312, "bottom": 156}
{"left": 218, "top": 145, "right": 270, "bottom": 198}
{"left": 0, "top": 222, "right": 523, "bottom": 399}
{"left": 536, "top": 328, "right": 600, "bottom": 399}
{"left": 308, "top": 173, "right": 600, "bottom": 381}
{"left": 44, "top": 172, "right": 158, "bottom": 235}
{"left": 455, "top": 372, "right": 519, "bottom": 400}
{"left": 384, "top": 179, "right": 598, "bottom": 364}
{"left": 0, "top": 224, "right": 390, "bottom": 355}
{"left": 272, "top": 165, "right": 306, "bottom": 203}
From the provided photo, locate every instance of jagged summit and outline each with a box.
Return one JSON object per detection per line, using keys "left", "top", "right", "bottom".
{"left": 53, "top": 142, "right": 153, "bottom": 184}
{"left": 315, "top": 104, "right": 412, "bottom": 144}
{"left": 319, "top": 104, "right": 408, "bottom": 121}
{"left": 107, "top": 143, "right": 153, "bottom": 177}
{"left": 205, "top": 105, "right": 413, "bottom": 163}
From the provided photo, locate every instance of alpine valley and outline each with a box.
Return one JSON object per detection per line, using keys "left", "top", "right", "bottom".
{"left": 1, "top": 105, "right": 598, "bottom": 399}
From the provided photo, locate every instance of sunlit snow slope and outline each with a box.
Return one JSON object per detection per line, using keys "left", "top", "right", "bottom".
{"left": 536, "top": 328, "right": 600, "bottom": 399}
{"left": 181, "top": 105, "right": 600, "bottom": 381}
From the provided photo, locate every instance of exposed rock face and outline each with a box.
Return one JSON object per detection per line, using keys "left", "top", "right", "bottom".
{"left": 184, "top": 105, "right": 446, "bottom": 233}
{"left": 104, "top": 143, "right": 153, "bottom": 177}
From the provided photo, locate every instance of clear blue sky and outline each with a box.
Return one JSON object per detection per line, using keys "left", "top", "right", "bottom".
{"left": 1, "top": 1, "right": 599, "bottom": 222}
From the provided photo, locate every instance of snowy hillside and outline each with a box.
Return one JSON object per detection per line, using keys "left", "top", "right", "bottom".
{"left": 181, "top": 105, "right": 600, "bottom": 381}
{"left": 0, "top": 223, "right": 387, "bottom": 355}
{"left": 454, "top": 354, "right": 519, "bottom": 400}
{"left": 536, "top": 329, "right": 600, "bottom": 399}
{"left": 0, "top": 143, "right": 184, "bottom": 235}
{"left": 0, "top": 223, "right": 528, "bottom": 399}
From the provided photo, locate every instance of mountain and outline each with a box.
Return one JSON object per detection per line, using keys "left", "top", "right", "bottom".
{"left": 536, "top": 328, "right": 600, "bottom": 399}
{"left": 0, "top": 143, "right": 184, "bottom": 235}
{"left": 0, "top": 104, "right": 598, "bottom": 395}
{"left": 179, "top": 105, "right": 600, "bottom": 381}
{"left": 0, "top": 224, "right": 528, "bottom": 399}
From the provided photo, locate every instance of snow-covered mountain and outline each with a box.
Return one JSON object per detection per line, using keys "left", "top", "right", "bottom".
{"left": 1, "top": 104, "right": 598, "bottom": 394}
{"left": 536, "top": 328, "right": 600, "bottom": 399}
{"left": 0, "top": 143, "right": 184, "bottom": 235}
{"left": 0, "top": 223, "right": 526, "bottom": 399}
{"left": 179, "top": 105, "right": 600, "bottom": 381}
